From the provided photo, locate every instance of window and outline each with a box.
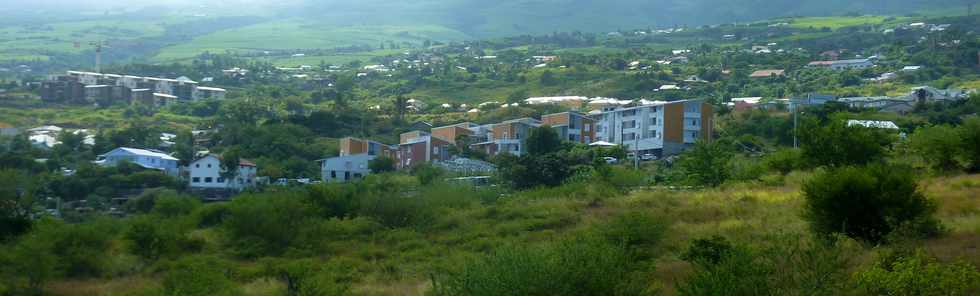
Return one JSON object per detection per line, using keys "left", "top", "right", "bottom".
{"left": 217, "top": 177, "right": 225, "bottom": 183}
{"left": 195, "top": 164, "right": 199, "bottom": 168}
{"left": 623, "top": 109, "right": 637, "bottom": 117}
{"left": 207, "top": 164, "right": 212, "bottom": 168}
{"left": 238, "top": 178, "right": 244, "bottom": 184}
{"left": 584, "top": 124, "right": 591, "bottom": 132}
{"left": 354, "top": 173, "right": 363, "bottom": 178}
{"left": 205, "top": 177, "right": 213, "bottom": 183}
{"left": 569, "top": 134, "right": 577, "bottom": 141}
{"left": 623, "top": 120, "right": 637, "bottom": 129}
{"left": 331, "top": 171, "right": 337, "bottom": 178}
{"left": 192, "top": 177, "right": 200, "bottom": 183}
{"left": 624, "top": 133, "right": 636, "bottom": 141}
{"left": 584, "top": 136, "right": 591, "bottom": 143}
{"left": 691, "top": 119, "right": 699, "bottom": 126}
{"left": 344, "top": 172, "right": 351, "bottom": 180}
{"left": 650, "top": 117, "right": 658, "bottom": 125}
{"left": 513, "top": 144, "right": 520, "bottom": 152}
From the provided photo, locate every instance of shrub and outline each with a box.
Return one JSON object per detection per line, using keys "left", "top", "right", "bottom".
{"left": 764, "top": 149, "right": 803, "bottom": 175}
{"left": 856, "top": 250, "right": 980, "bottom": 296}
{"left": 152, "top": 195, "right": 202, "bottom": 218}
{"left": 959, "top": 116, "right": 980, "bottom": 171}
{"left": 162, "top": 256, "right": 239, "bottom": 296}
{"left": 798, "top": 119, "right": 894, "bottom": 167}
{"left": 909, "top": 125, "right": 966, "bottom": 171}
{"left": 802, "top": 165, "right": 941, "bottom": 243}
{"left": 222, "top": 192, "right": 313, "bottom": 257}
{"left": 676, "top": 140, "right": 731, "bottom": 187}
{"left": 678, "top": 237, "right": 772, "bottom": 296}
{"left": 368, "top": 156, "right": 396, "bottom": 174}
{"left": 433, "top": 238, "right": 648, "bottom": 296}
{"left": 599, "top": 211, "right": 668, "bottom": 259}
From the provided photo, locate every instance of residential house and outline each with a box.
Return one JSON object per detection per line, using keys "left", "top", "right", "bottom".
{"left": 96, "top": 147, "right": 180, "bottom": 176}
{"left": 432, "top": 122, "right": 478, "bottom": 143}
{"left": 749, "top": 69, "right": 785, "bottom": 78}
{"left": 188, "top": 155, "right": 258, "bottom": 191}
{"left": 837, "top": 96, "right": 904, "bottom": 109}
{"left": 471, "top": 118, "right": 541, "bottom": 156}
{"left": 397, "top": 131, "right": 454, "bottom": 169}
{"left": 339, "top": 137, "right": 397, "bottom": 159}
{"left": 908, "top": 86, "right": 971, "bottom": 104}
{"left": 594, "top": 100, "right": 713, "bottom": 157}
{"left": 541, "top": 111, "right": 595, "bottom": 144}
{"left": 807, "top": 58, "right": 874, "bottom": 70}
{"left": 847, "top": 120, "right": 900, "bottom": 130}
{"left": 0, "top": 122, "right": 18, "bottom": 137}
{"left": 730, "top": 97, "right": 763, "bottom": 111}
{"left": 320, "top": 153, "right": 375, "bottom": 183}
{"left": 790, "top": 94, "right": 837, "bottom": 109}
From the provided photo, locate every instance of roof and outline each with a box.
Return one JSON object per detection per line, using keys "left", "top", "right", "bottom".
{"left": 153, "top": 93, "right": 178, "bottom": 99}
{"left": 732, "top": 97, "right": 763, "bottom": 104}
{"left": 807, "top": 59, "right": 872, "bottom": 66}
{"left": 0, "top": 122, "right": 13, "bottom": 129}
{"left": 589, "top": 141, "right": 619, "bottom": 147}
{"left": 750, "top": 69, "right": 785, "bottom": 77}
{"left": 196, "top": 86, "right": 226, "bottom": 92}
{"left": 104, "top": 147, "right": 179, "bottom": 161}
{"left": 192, "top": 154, "right": 257, "bottom": 167}
{"left": 847, "top": 120, "right": 899, "bottom": 130}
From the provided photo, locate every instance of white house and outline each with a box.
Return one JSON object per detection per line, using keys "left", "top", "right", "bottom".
{"left": 96, "top": 147, "right": 180, "bottom": 176}
{"left": 188, "top": 155, "right": 258, "bottom": 191}
{"left": 320, "top": 153, "right": 375, "bottom": 183}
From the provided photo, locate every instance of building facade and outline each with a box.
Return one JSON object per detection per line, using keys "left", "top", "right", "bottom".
{"left": 96, "top": 147, "right": 180, "bottom": 176}
{"left": 188, "top": 155, "right": 258, "bottom": 191}
{"left": 594, "top": 100, "right": 713, "bottom": 157}
{"left": 320, "top": 153, "right": 375, "bottom": 183}
{"left": 542, "top": 111, "right": 596, "bottom": 144}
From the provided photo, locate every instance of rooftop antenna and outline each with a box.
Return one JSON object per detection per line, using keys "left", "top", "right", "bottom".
{"left": 76, "top": 40, "right": 110, "bottom": 73}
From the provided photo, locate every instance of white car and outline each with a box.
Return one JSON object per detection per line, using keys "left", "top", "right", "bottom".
{"left": 640, "top": 154, "right": 658, "bottom": 161}
{"left": 603, "top": 157, "right": 618, "bottom": 164}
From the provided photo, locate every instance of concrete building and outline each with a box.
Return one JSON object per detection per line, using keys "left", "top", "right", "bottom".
{"left": 320, "top": 153, "right": 375, "bottom": 183}
{"left": 339, "top": 137, "right": 397, "bottom": 158}
{"left": 188, "top": 155, "right": 258, "bottom": 191}
{"left": 397, "top": 131, "right": 454, "bottom": 169}
{"left": 594, "top": 100, "right": 713, "bottom": 157}
{"left": 541, "top": 111, "right": 595, "bottom": 144}
{"left": 95, "top": 147, "right": 180, "bottom": 176}
{"left": 471, "top": 118, "right": 542, "bottom": 156}
{"left": 807, "top": 58, "right": 874, "bottom": 70}
{"left": 431, "top": 122, "right": 478, "bottom": 143}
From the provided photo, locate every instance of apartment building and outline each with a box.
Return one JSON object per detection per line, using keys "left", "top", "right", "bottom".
{"left": 471, "top": 118, "right": 542, "bottom": 156}
{"left": 594, "top": 100, "right": 713, "bottom": 157}
{"left": 431, "top": 122, "right": 479, "bottom": 143}
{"left": 397, "top": 131, "right": 454, "bottom": 169}
{"left": 42, "top": 71, "right": 228, "bottom": 105}
{"left": 542, "top": 111, "right": 595, "bottom": 144}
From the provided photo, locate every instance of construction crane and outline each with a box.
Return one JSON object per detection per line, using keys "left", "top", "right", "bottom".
{"left": 74, "top": 40, "right": 110, "bottom": 73}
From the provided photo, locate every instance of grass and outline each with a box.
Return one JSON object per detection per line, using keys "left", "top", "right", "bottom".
{"left": 42, "top": 172, "right": 980, "bottom": 295}
{"left": 781, "top": 16, "right": 911, "bottom": 30}
{"left": 257, "top": 49, "right": 405, "bottom": 67}
{"left": 152, "top": 19, "right": 470, "bottom": 62}
{"left": 0, "top": 18, "right": 190, "bottom": 62}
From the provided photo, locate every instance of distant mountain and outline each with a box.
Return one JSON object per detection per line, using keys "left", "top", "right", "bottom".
{"left": 290, "top": 0, "right": 967, "bottom": 37}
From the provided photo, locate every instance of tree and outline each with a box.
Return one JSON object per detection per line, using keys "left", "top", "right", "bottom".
{"left": 162, "top": 256, "right": 239, "bottom": 296}
{"left": 368, "top": 156, "right": 396, "bottom": 174}
{"left": 798, "top": 119, "right": 893, "bottom": 167}
{"left": 676, "top": 141, "right": 731, "bottom": 187}
{"left": 526, "top": 125, "right": 561, "bottom": 156}
{"left": 0, "top": 169, "right": 36, "bottom": 240}
{"left": 4, "top": 227, "right": 58, "bottom": 296}
{"left": 393, "top": 95, "right": 408, "bottom": 123}
{"left": 173, "top": 130, "right": 195, "bottom": 167}
{"left": 540, "top": 70, "right": 558, "bottom": 86}
{"left": 802, "top": 165, "right": 941, "bottom": 243}
{"left": 220, "top": 147, "right": 242, "bottom": 180}
{"left": 959, "top": 116, "right": 980, "bottom": 171}
{"left": 909, "top": 125, "right": 966, "bottom": 171}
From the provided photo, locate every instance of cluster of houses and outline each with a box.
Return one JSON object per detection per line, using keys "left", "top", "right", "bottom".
{"left": 41, "top": 71, "right": 227, "bottom": 107}
{"left": 322, "top": 99, "right": 713, "bottom": 183}
{"left": 728, "top": 86, "right": 975, "bottom": 113}
{"left": 95, "top": 147, "right": 259, "bottom": 192}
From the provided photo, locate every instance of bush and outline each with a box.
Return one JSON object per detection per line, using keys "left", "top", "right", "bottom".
{"left": 368, "top": 156, "right": 396, "bottom": 174}
{"left": 910, "top": 125, "right": 967, "bottom": 171}
{"left": 433, "top": 238, "right": 649, "bottom": 296}
{"left": 798, "top": 119, "right": 894, "bottom": 167}
{"left": 152, "top": 195, "right": 202, "bottom": 218}
{"left": 764, "top": 149, "right": 803, "bottom": 175}
{"left": 162, "top": 256, "right": 239, "bottom": 296}
{"left": 802, "top": 165, "right": 942, "bottom": 243}
{"left": 678, "top": 237, "right": 772, "bottom": 296}
{"left": 958, "top": 116, "right": 980, "bottom": 171}
{"left": 598, "top": 211, "right": 668, "bottom": 259}
{"left": 676, "top": 141, "right": 731, "bottom": 187}
{"left": 222, "top": 192, "right": 313, "bottom": 257}
{"left": 856, "top": 250, "right": 980, "bottom": 296}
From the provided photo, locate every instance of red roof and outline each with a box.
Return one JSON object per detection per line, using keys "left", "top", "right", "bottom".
{"left": 239, "top": 159, "right": 257, "bottom": 167}
{"left": 0, "top": 122, "right": 12, "bottom": 129}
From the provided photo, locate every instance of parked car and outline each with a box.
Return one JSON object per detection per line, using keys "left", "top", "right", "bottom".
{"left": 603, "top": 157, "right": 618, "bottom": 164}
{"left": 640, "top": 154, "right": 658, "bottom": 161}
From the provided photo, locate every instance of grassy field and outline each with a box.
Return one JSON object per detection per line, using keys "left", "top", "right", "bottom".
{"left": 38, "top": 172, "right": 980, "bottom": 295}
{"left": 257, "top": 49, "right": 406, "bottom": 67}
{"left": 0, "top": 18, "right": 192, "bottom": 62}
{"left": 781, "top": 15, "right": 912, "bottom": 30}
{"left": 151, "top": 19, "right": 470, "bottom": 62}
